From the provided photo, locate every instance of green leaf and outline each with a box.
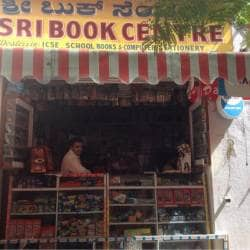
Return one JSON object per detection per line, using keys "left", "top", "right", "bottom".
{"left": 146, "top": 0, "right": 249, "bottom": 49}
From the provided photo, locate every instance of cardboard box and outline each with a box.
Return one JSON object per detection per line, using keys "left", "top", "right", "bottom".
{"left": 32, "top": 219, "right": 42, "bottom": 238}
{"left": 191, "top": 189, "right": 204, "bottom": 205}
{"left": 25, "top": 220, "right": 33, "bottom": 238}
{"left": 7, "top": 220, "right": 17, "bottom": 239}
{"left": 39, "top": 243, "right": 55, "bottom": 249}
{"left": 16, "top": 220, "right": 25, "bottom": 239}
{"left": 174, "top": 190, "right": 184, "bottom": 204}
{"left": 157, "top": 189, "right": 174, "bottom": 207}
{"left": 40, "top": 226, "right": 55, "bottom": 238}
{"left": 183, "top": 189, "right": 191, "bottom": 204}
{"left": 124, "top": 228, "right": 151, "bottom": 237}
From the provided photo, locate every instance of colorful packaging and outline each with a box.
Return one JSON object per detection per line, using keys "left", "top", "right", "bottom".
{"left": 25, "top": 220, "right": 33, "bottom": 238}
{"left": 30, "top": 146, "right": 47, "bottom": 173}
{"left": 157, "top": 189, "right": 174, "bottom": 207}
{"left": 16, "top": 220, "right": 25, "bottom": 239}
{"left": 191, "top": 189, "right": 204, "bottom": 205}
{"left": 30, "top": 146, "right": 55, "bottom": 173}
{"left": 7, "top": 220, "right": 17, "bottom": 239}
{"left": 174, "top": 190, "right": 184, "bottom": 204}
{"left": 32, "top": 219, "right": 42, "bottom": 238}
{"left": 40, "top": 226, "right": 55, "bottom": 238}
{"left": 124, "top": 228, "right": 151, "bottom": 236}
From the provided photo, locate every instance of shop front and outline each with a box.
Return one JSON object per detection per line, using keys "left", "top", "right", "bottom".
{"left": 0, "top": 49, "right": 249, "bottom": 250}
{"left": 0, "top": 1, "right": 250, "bottom": 250}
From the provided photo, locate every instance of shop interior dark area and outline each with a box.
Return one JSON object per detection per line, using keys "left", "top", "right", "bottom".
{"left": 0, "top": 81, "right": 208, "bottom": 250}
{"left": 34, "top": 84, "right": 189, "bottom": 174}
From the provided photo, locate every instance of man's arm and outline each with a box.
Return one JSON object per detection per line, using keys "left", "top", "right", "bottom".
{"left": 70, "top": 158, "right": 91, "bottom": 173}
{"left": 62, "top": 155, "right": 91, "bottom": 174}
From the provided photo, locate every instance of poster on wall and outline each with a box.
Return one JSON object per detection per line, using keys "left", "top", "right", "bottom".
{"left": 0, "top": 0, "right": 233, "bottom": 51}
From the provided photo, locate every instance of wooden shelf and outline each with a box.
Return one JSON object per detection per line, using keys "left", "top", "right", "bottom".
{"left": 160, "top": 170, "right": 182, "bottom": 174}
{"left": 11, "top": 212, "right": 56, "bottom": 216}
{"left": 58, "top": 187, "right": 104, "bottom": 191}
{"left": 7, "top": 174, "right": 107, "bottom": 249}
{"left": 158, "top": 171, "right": 203, "bottom": 175}
{"left": 12, "top": 188, "right": 56, "bottom": 192}
{"left": 57, "top": 237, "right": 105, "bottom": 242}
{"left": 157, "top": 185, "right": 204, "bottom": 189}
{"left": 110, "top": 203, "right": 155, "bottom": 207}
{"left": 109, "top": 222, "right": 156, "bottom": 225}
{"left": 110, "top": 186, "right": 155, "bottom": 190}
{"left": 158, "top": 204, "right": 205, "bottom": 208}
{"left": 58, "top": 211, "right": 104, "bottom": 215}
{"left": 0, "top": 239, "right": 55, "bottom": 244}
{"left": 158, "top": 220, "right": 206, "bottom": 225}
{"left": 7, "top": 172, "right": 208, "bottom": 249}
{"left": 0, "top": 237, "right": 106, "bottom": 244}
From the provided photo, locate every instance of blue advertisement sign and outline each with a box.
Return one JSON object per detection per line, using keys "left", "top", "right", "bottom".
{"left": 216, "top": 96, "right": 244, "bottom": 119}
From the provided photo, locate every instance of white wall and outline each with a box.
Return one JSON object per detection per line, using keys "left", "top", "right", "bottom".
{"left": 208, "top": 101, "right": 250, "bottom": 249}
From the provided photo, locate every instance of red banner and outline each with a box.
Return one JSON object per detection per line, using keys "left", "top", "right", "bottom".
{"left": 188, "top": 80, "right": 218, "bottom": 103}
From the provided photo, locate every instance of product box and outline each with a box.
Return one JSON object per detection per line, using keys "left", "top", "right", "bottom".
{"left": 25, "top": 220, "right": 34, "bottom": 238}
{"left": 7, "top": 220, "right": 17, "bottom": 239}
{"left": 8, "top": 219, "right": 42, "bottom": 239}
{"left": 182, "top": 189, "right": 191, "bottom": 205}
{"left": 32, "top": 219, "right": 42, "bottom": 238}
{"left": 16, "top": 220, "right": 25, "bottom": 239}
{"left": 39, "top": 242, "right": 55, "bottom": 249}
{"left": 157, "top": 189, "right": 174, "bottom": 207}
{"left": 40, "top": 225, "right": 55, "bottom": 238}
{"left": 174, "top": 190, "right": 184, "bottom": 204}
{"left": 60, "top": 181, "right": 82, "bottom": 187}
{"left": 110, "top": 176, "right": 121, "bottom": 185}
{"left": 124, "top": 228, "right": 151, "bottom": 237}
{"left": 191, "top": 189, "right": 204, "bottom": 205}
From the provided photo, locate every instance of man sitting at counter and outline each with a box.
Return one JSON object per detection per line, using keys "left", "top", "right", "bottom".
{"left": 61, "top": 137, "right": 91, "bottom": 174}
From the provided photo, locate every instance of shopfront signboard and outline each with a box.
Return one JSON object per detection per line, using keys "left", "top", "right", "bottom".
{"left": 0, "top": 0, "right": 233, "bottom": 51}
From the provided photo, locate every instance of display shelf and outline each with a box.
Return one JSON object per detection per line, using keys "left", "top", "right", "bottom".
{"left": 158, "top": 204, "right": 205, "bottom": 208}
{"left": 58, "top": 187, "right": 104, "bottom": 192}
{"left": 60, "top": 173, "right": 105, "bottom": 178}
{"left": 159, "top": 169, "right": 204, "bottom": 174}
{"left": 12, "top": 188, "right": 57, "bottom": 192}
{"left": 160, "top": 170, "right": 182, "bottom": 174}
{"left": 58, "top": 211, "right": 104, "bottom": 215}
{"left": 157, "top": 185, "right": 204, "bottom": 189}
{"left": 6, "top": 174, "right": 107, "bottom": 250}
{"left": 107, "top": 172, "right": 208, "bottom": 246}
{"left": 158, "top": 220, "right": 206, "bottom": 225}
{"left": 57, "top": 237, "right": 106, "bottom": 242}
{"left": 109, "top": 222, "right": 156, "bottom": 225}
{"left": 0, "top": 237, "right": 106, "bottom": 244}
{"left": 108, "top": 237, "right": 128, "bottom": 241}
{"left": 6, "top": 172, "right": 208, "bottom": 249}
{"left": 110, "top": 203, "right": 155, "bottom": 207}
{"left": 0, "top": 238, "right": 55, "bottom": 244}
{"left": 10, "top": 212, "right": 56, "bottom": 216}
{"left": 58, "top": 187, "right": 104, "bottom": 191}
{"left": 109, "top": 186, "right": 155, "bottom": 190}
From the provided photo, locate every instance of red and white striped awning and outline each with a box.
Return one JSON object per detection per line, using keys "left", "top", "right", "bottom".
{"left": 0, "top": 48, "right": 250, "bottom": 87}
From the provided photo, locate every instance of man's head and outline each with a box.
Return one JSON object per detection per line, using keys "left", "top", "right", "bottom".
{"left": 69, "top": 137, "right": 84, "bottom": 156}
